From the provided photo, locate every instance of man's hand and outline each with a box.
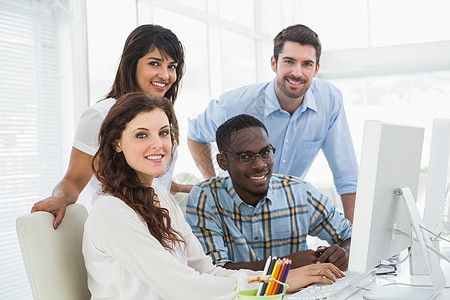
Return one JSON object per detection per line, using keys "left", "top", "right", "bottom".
{"left": 289, "top": 249, "right": 321, "bottom": 269}
{"left": 315, "top": 244, "right": 348, "bottom": 271}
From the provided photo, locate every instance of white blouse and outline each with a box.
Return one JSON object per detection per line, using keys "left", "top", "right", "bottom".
{"left": 82, "top": 185, "right": 258, "bottom": 300}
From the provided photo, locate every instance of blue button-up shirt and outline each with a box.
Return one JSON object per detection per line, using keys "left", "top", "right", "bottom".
{"left": 185, "top": 175, "right": 352, "bottom": 266}
{"left": 188, "top": 78, "right": 358, "bottom": 195}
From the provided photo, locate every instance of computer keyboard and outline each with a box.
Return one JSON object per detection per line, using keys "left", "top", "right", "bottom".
{"left": 287, "top": 270, "right": 376, "bottom": 300}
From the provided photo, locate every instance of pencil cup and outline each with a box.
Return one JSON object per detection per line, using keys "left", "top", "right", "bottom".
{"left": 232, "top": 279, "right": 289, "bottom": 299}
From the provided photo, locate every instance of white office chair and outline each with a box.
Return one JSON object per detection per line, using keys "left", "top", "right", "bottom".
{"left": 16, "top": 204, "right": 91, "bottom": 300}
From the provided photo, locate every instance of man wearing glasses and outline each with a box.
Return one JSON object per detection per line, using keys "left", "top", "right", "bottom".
{"left": 186, "top": 114, "right": 352, "bottom": 271}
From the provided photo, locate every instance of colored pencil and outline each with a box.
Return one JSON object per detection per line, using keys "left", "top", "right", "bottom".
{"left": 256, "top": 256, "right": 271, "bottom": 296}
{"left": 275, "top": 258, "right": 291, "bottom": 294}
{"left": 272, "top": 259, "right": 285, "bottom": 295}
{"left": 265, "top": 258, "right": 282, "bottom": 295}
{"left": 272, "top": 258, "right": 286, "bottom": 295}
{"left": 259, "top": 257, "right": 276, "bottom": 296}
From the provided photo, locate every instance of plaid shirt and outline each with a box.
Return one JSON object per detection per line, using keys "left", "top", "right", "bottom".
{"left": 185, "top": 174, "right": 352, "bottom": 266}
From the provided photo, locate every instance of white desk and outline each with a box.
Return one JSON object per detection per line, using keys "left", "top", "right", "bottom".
{"left": 285, "top": 257, "right": 449, "bottom": 299}
{"left": 347, "top": 258, "right": 450, "bottom": 299}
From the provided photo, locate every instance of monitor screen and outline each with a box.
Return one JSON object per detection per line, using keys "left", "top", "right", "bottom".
{"left": 349, "top": 120, "right": 424, "bottom": 273}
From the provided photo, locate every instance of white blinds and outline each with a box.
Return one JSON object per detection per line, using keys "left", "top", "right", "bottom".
{"left": 0, "top": 0, "right": 60, "bottom": 299}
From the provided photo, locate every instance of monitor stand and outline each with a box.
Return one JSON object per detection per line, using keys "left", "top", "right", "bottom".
{"left": 363, "top": 187, "right": 446, "bottom": 300}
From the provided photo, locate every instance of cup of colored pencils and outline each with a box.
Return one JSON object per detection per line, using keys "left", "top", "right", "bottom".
{"left": 231, "top": 256, "right": 291, "bottom": 299}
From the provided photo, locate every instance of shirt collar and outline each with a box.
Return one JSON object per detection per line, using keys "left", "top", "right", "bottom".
{"left": 300, "top": 85, "right": 318, "bottom": 113}
{"left": 264, "top": 80, "right": 281, "bottom": 117}
{"left": 223, "top": 177, "right": 244, "bottom": 208}
{"left": 265, "top": 179, "right": 276, "bottom": 203}
{"left": 224, "top": 176, "right": 274, "bottom": 207}
{"left": 224, "top": 177, "right": 273, "bottom": 208}
{"left": 264, "top": 78, "right": 318, "bottom": 117}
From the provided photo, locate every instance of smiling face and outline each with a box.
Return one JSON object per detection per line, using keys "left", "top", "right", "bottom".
{"left": 271, "top": 41, "right": 320, "bottom": 109}
{"left": 115, "top": 109, "right": 172, "bottom": 187}
{"left": 217, "top": 127, "right": 273, "bottom": 206}
{"left": 135, "top": 48, "right": 178, "bottom": 97}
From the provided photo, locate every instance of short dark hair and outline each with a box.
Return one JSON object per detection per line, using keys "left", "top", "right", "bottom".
{"left": 273, "top": 24, "right": 321, "bottom": 65}
{"left": 216, "top": 114, "right": 268, "bottom": 152}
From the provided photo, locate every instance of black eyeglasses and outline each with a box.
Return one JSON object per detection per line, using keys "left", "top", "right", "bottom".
{"left": 221, "top": 145, "right": 276, "bottom": 165}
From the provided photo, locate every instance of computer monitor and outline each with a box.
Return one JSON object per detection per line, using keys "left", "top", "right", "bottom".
{"left": 349, "top": 120, "right": 424, "bottom": 272}
{"left": 423, "top": 119, "right": 450, "bottom": 234}
{"left": 349, "top": 120, "right": 446, "bottom": 299}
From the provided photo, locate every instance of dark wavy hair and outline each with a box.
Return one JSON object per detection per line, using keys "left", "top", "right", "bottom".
{"left": 105, "top": 24, "right": 185, "bottom": 104}
{"left": 93, "top": 92, "right": 183, "bottom": 250}
{"left": 273, "top": 24, "right": 321, "bottom": 65}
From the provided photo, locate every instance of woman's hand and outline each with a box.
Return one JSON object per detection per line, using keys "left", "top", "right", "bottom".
{"left": 31, "top": 196, "right": 67, "bottom": 229}
{"left": 285, "top": 262, "right": 344, "bottom": 292}
{"left": 30, "top": 147, "right": 93, "bottom": 229}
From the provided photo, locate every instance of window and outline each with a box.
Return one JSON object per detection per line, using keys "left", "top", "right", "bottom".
{"left": 297, "top": 0, "right": 450, "bottom": 205}
{"left": 87, "top": 0, "right": 272, "bottom": 177}
{"left": 138, "top": 0, "right": 263, "bottom": 176}
{"left": 0, "top": 0, "right": 60, "bottom": 298}
{"left": 297, "top": 0, "right": 450, "bottom": 50}
{"left": 332, "top": 71, "right": 450, "bottom": 169}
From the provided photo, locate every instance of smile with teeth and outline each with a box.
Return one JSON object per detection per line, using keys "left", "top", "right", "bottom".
{"left": 287, "top": 78, "right": 302, "bottom": 85}
{"left": 151, "top": 81, "right": 167, "bottom": 87}
{"left": 145, "top": 154, "right": 163, "bottom": 160}
{"left": 249, "top": 174, "right": 266, "bottom": 180}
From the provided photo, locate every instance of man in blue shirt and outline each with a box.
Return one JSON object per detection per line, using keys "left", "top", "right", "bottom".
{"left": 186, "top": 114, "right": 352, "bottom": 271}
{"left": 187, "top": 24, "right": 358, "bottom": 222}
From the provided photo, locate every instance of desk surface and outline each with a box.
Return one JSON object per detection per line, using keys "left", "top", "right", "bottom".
{"left": 347, "top": 258, "right": 450, "bottom": 299}
{"left": 285, "top": 256, "right": 449, "bottom": 299}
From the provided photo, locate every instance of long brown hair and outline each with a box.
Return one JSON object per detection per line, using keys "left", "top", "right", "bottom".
{"left": 93, "top": 92, "right": 183, "bottom": 249}
{"left": 105, "top": 24, "right": 185, "bottom": 104}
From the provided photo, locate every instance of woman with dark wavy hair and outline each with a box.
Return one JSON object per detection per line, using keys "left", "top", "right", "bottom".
{"left": 83, "top": 92, "right": 255, "bottom": 299}
{"left": 32, "top": 24, "right": 192, "bottom": 229}
{"left": 92, "top": 92, "right": 183, "bottom": 250}
{"left": 83, "top": 92, "right": 344, "bottom": 299}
